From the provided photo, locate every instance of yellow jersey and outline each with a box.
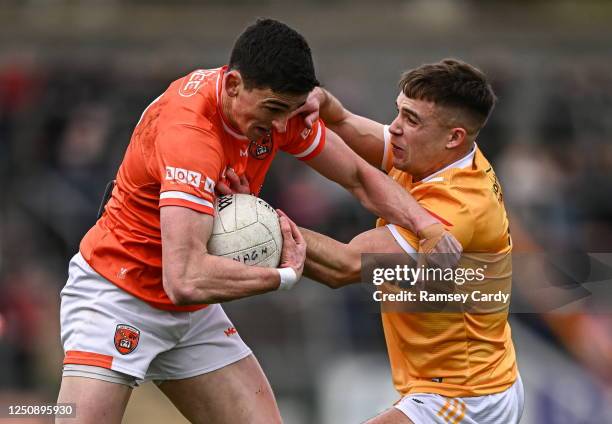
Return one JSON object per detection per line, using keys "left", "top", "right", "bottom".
{"left": 376, "top": 141, "right": 517, "bottom": 398}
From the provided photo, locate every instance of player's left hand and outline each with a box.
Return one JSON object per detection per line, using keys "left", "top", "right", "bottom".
{"left": 416, "top": 223, "right": 462, "bottom": 269}
{"left": 216, "top": 168, "right": 251, "bottom": 195}
{"left": 276, "top": 209, "right": 307, "bottom": 278}
{"left": 290, "top": 87, "right": 325, "bottom": 129}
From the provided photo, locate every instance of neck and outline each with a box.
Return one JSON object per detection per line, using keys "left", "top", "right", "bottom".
{"left": 220, "top": 81, "right": 240, "bottom": 132}
{"left": 412, "top": 144, "right": 473, "bottom": 182}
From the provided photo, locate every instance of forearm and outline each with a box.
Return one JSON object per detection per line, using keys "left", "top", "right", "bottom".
{"left": 301, "top": 228, "right": 361, "bottom": 288}
{"left": 350, "top": 164, "right": 438, "bottom": 235}
{"left": 163, "top": 251, "right": 281, "bottom": 305}
{"left": 307, "top": 131, "right": 435, "bottom": 234}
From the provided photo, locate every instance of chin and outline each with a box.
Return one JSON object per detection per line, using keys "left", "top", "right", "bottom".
{"left": 243, "top": 128, "right": 256, "bottom": 141}
{"left": 393, "top": 159, "right": 409, "bottom": 172}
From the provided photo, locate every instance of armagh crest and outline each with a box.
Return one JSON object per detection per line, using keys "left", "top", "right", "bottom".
{"left": 114, "top": 324, "right": 140, "bottom": 355}
{"left": 249, "top": 134, "right": 274, "bottom": 160}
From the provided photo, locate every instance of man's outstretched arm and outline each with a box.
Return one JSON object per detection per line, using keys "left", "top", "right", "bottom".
{"left": 299, "top": 223, "right": 405, "bottom": 289}
{"left": 306, "top": 129, "right": 454, "bottom": 243}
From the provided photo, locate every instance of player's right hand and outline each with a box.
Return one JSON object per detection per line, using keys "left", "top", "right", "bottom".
{"left": 277, "top": 210, "right": 306, "bottom": 279}
{"left": 417, "top": 223, "right": 462, "bottom": 269}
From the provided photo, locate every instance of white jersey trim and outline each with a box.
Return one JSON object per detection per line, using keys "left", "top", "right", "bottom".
{"left": 160, "top": 191, "right": 214, "bottom": 208}
{"left": 293, "top": 124, "right": 323, "bottom": 158}
{"left": 421, "top": 144, "right": 477, "bottom": 183}
{"left": 386, "top": 224, "right": 417, "bottom": 259}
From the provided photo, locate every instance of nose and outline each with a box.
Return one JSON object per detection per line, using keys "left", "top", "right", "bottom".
{"left": 389, "top": 115, "right": 403, "bottom": 136}
{"left": 272, "top": 116, "right": 289, "bottom": 133}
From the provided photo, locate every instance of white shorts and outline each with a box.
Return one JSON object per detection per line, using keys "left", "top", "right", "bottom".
{"left": 60, "top": 253, "right": 252, "bottom": 385}
{"left": 395, "top": 375, "right": 524, "bottom": 424}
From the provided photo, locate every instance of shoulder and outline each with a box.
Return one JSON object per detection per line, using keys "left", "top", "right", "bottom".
{"left": 158, "top": 68, "right": 223, "bottom": 127}
{"left": 412, "top": 181, "right": 476, "bottom": 249}
{"left": 414, "top": 182, "right": 474, "bottom": 222}
{"left": 175, "top": 68, "right": 223, "bottom": 98}
{"left": 153, "top": 73, "right": 224, "bottom": 165}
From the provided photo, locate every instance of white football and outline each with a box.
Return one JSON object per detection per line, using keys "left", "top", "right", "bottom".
{"left": 207, "top": 194, "right": 282, "bottom": 267}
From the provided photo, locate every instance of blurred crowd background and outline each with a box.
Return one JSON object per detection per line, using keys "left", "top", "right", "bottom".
{"left": 1, "top": 1, "right": 611, "bottom": 423}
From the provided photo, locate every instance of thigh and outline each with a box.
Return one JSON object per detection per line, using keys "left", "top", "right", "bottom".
{"left": 364, "top": 408, "right": 415, "bottom": 424}
{"left": 56, "top": 376, "right": 132, "bottom": 424}
{"left": 157, "top": 354, "right": 281, "bottom": 424}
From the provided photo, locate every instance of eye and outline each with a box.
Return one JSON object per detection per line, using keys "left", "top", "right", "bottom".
{"left": 401, "top": 111, "right": 417, "bottom": 125}
{"left": 265, "top": 106, "right": 283, "bottom": 113}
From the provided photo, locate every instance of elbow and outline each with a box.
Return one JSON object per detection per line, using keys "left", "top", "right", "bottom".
{"left": 164, "top": 277, "right": 214, "bottom": 305}
{"left": 341, "top": 262, "right": 362, "bottom": 287}
{"left": 325, "top": 276, "right": 348, "bottom": 289}
{"left": 164, "top": 280, "right": 195, "bottom": 305}
{"left": 317, "top": 274, "right": 345, "bottom": 290}
{"left": 162, "top": 256, "right": 220, "bottom": 305}
{"left": 327, "top": 258, "right": 362, "bottom": 289}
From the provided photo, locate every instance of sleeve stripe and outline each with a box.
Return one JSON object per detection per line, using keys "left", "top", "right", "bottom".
{"left": 293, "top": 124, "right": 323, "bottom": 158}
{"left": 160, "top": 191, "right": 214, "bottom": 208}
{"left": 386, "top": 224, "right": 418, "bottom": 259}
{"left": 381, "top": 125, "right": 391, "bottom": 170}
{"left": 159, "top": 199, "right": 214, "bottom": 215}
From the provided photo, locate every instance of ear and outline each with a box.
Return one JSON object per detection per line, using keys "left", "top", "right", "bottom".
{"left": 224, "top": 71, "right": 242, "bottom": 97}
{"left": 446, "top": 127, "right": 467, "bottom": 149}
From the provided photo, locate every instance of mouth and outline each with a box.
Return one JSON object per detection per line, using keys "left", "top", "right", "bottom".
{"left": 254, "top": 126, "right": 270, "bottom": 136}
{"left": 391, "top": 142, "right": 404, "bottom": 153}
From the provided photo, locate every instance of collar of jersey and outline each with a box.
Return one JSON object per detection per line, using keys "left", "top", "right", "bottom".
{"left": 420, "top": 143, "right": 477, "bottom": 183}
{"left": 215, "top": 66, "right": 249, "bottom": 141}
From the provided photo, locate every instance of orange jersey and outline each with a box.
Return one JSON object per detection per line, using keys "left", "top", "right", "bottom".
{"left": 377, "top": 135, "right": 517, "bottom": 398}
{"left": 80, "top": 67, "right": 326, "bottom": 312}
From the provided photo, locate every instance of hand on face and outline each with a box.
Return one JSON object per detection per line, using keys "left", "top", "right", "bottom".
{"left": 224, "top": 71, "right": 309, "bottom": 140}
{"left": 289, "top": 87, "right": 324, "bottom": 130}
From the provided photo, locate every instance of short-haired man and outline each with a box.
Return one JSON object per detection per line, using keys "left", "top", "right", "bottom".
{"left": 56, "top": 20, "right": 460, "bottom": 423}
{"left": 297, "top": 59, "right": 523, "bottom": 423}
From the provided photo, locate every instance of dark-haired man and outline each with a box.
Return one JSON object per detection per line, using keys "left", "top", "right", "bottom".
{"left": 56, "top": 20, "right": 458, "bottom": 423}
{"left": 296, "top": 59, "right": 523, "bottom": 423}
